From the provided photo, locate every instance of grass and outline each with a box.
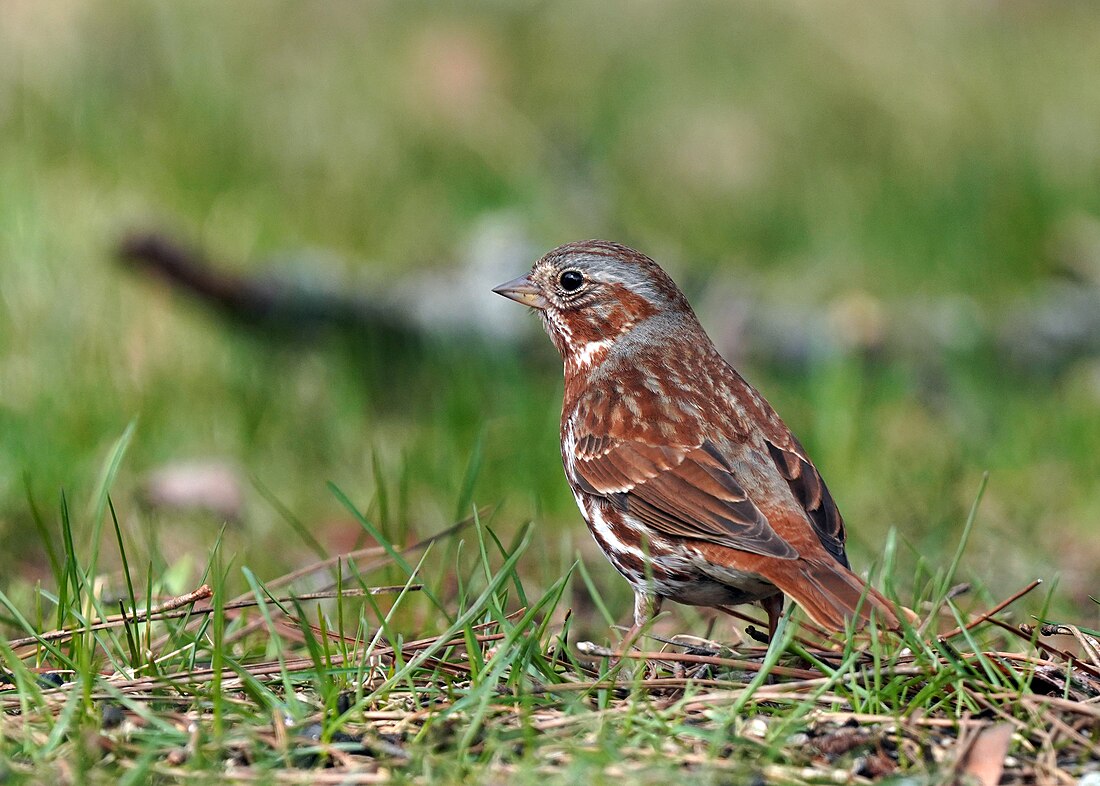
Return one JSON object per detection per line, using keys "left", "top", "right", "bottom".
{"left": 3, "top": 0, "right": 1100, "bottom": 781}
{"left": 4, "top": 2, "right": 1100, "bottom": 599}
{"left": 2, "top": 451, "right": 1098, "bottom": 783}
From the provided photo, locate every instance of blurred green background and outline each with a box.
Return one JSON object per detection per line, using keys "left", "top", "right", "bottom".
{"left": 2, "top": 0, "right": 1099, "bottom": 632}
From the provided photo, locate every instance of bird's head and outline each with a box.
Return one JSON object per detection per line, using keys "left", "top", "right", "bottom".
{"left": 493, "top": 240, "right": 697, "bottom": 373}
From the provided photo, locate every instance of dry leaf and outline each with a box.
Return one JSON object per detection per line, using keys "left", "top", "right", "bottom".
{"left": 955, "top": 722, "right": 1014, "bottom": 786}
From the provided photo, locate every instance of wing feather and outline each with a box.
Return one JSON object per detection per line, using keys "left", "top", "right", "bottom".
{"left": 764, "top": 439, "right": 848, "bottom": 566}
{"left": 573, "top": 436, "right": 798, "bottom": 560}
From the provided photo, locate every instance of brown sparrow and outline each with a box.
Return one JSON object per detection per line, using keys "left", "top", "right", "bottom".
{"left": 494, "top": 240, "right": 901, "bottom": 640}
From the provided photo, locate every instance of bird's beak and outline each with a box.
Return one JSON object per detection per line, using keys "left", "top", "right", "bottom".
{"left": 492, "top": 274, "right": 548, "bottom": 310}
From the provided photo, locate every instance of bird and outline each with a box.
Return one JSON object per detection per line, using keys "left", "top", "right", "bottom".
{"left": 493, "top": 240, "right": 901, "bottom": 642}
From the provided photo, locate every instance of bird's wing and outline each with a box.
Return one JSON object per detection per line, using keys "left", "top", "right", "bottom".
{"left": 572, "top": 433, "right": 798, "bottom": 560}
{"left": 762, "top": 436, "right": 849, "bottom": 566}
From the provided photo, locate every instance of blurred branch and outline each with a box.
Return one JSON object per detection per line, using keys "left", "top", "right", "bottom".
{"left": 117, "top": 232, "right": 415, "bottom": 342}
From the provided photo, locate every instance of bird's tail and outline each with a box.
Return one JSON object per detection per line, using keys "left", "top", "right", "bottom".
{"left": 776, "top": 559, "right": 906, "bottom": 632}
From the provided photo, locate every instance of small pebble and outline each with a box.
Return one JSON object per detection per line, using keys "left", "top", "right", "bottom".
{"left": 744, "top": 718, "right": 768, "bottom": 739}
{"left": 101, "top": 704, "right": 125, "bottom": 730}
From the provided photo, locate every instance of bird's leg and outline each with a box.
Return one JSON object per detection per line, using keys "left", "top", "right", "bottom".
{"left": 761, "top": 593, "right": 785, "bottom": 642}
{"left": 619, "top": 591, "right": 662, "bottom": 654}
{"left": 752, "top": 594, "right": 789, "bottom": 686}
{"left": 611, "top": 591, "right": 662, "bottom": 675}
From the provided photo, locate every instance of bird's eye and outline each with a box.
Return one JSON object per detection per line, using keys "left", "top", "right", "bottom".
{"left": 559, "top": 270, "right": 584, "bottom": 292}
